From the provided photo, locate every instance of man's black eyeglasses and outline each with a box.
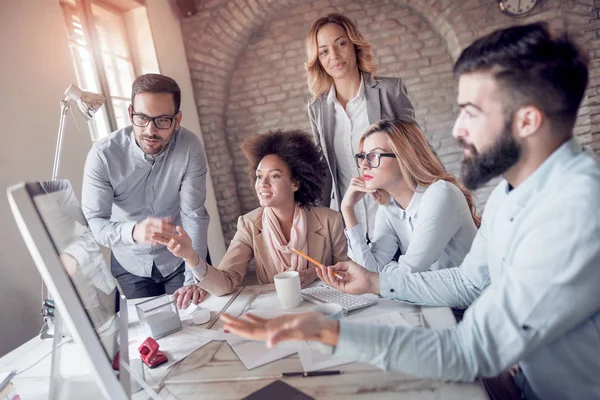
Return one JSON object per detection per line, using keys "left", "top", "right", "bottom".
{"left": 130, "top": 107, "right": 178, "bottom": 130}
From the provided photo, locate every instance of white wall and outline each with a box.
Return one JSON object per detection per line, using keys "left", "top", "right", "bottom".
{"left": 0, "top": 0, "right": 227, "bottom": 357}
{"left": 125, "top": 5, "right": 227, "bottom": 265}
{"left": 124, "top": 7, "right": 161, "bottom": 75}
{"left": 0, "top": 1, "right": 93, "bottom": 356}
{"left": 144, "top": 0, "right": 227, "bottom": 264}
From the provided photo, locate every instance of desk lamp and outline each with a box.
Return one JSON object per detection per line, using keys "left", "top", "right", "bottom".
{"left": 41, "top": 85, "right": 105, "bottom": 340}
{"left": 52, "top": 84, "right": 105, "bottom": 180}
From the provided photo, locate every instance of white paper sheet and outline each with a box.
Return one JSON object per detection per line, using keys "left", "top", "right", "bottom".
{"left": 226, "top": 338, "right": 297, "bottom": 370}
{"left": 223, "top": 309, "right": 301, "bottom": 370}
{"left": 297, "top": 310, "right": 416, "bottom": 372}
{"left": 356, "top": 311, "right": 413, "bottom": 326}
{"left": 176, "top": 325, "right": 297, "bottom": 370}
{"left": 198, "top": 292, "right": 238, "bottom": 313}
{"left": 247, "top": 291, "right": 281, "bottom": 310}
{"left": 200, "top": 304, "right": 304, "bottom": 371}
{"left": 191, "top": 327, "right": 245, "bottom": 342}
{"left": 297, "top": 341, "right": 351, "bottom": 372}
{"left": 128, "top": 325, "right": 211, "bottom": 369}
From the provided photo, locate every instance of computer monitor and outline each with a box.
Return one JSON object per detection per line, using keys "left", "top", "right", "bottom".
{"left": 7, "top": 180, "right": 129, "bottom": 400}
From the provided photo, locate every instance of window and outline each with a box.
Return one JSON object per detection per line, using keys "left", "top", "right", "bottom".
{"left": 60, "top": 0, "right": 140, "bottom": 140}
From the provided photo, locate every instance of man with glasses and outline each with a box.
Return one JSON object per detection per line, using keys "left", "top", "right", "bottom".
{"left": 82, "top": 73, "right": 209, "bottom": 307}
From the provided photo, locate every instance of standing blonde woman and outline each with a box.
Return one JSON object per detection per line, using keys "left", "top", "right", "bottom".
{"left": 342, "top": 119, "right": 480, "bottom": 274}
{"left": 306, "top": 13, "right": 415, "bottom": 241}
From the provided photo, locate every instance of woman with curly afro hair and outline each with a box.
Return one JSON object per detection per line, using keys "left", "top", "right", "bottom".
{"left": 156, "top": 129, "right": 349, "bottom": 299}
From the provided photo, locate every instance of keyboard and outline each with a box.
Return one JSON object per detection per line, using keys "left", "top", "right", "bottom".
{"left": 301, "top": 285, "right": 377, "bottom": 312}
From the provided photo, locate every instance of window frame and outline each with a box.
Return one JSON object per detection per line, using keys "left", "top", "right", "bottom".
{"left": 60, "top": 0, "right": 140, "bottom": 136}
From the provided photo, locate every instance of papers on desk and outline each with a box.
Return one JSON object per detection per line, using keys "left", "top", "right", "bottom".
{"left": 228, "top": 309, "right": 304, "bottom": 369}
{"left": 228, "top": 338, "right": 297, "bottom": 370}
{"left": 218, "top": 303, "right": 307, "bottom": 370}
{"left": 198, "top": 292, "right": 238, "bottom": 313}
{"left": 194, "top": 327, "right": 244, "bottom": 342}
{"left": 356, "top": 310, "right": 412, "bottom": 326}
{"left": 213, "top": 305, "right": 425, "bottom": 371}
{"left": 128, "top": 325, "right": 211, "bottom": 369}
{"left": 192, "top": 326, "right": 297, "bottom": 370}
{"left": 297, "top": 310, "right": 422, "bottom": 372}
{"left": 156, "top": 327, "right": 212, "bottom": 369}
{"left": 143, "top": 290, "right": 427, "bottom": 372}
{"left": 297, "top": 341, "right": 351, "bottom": 372}
{"left": 247, "top": 291, "right": 280, "bottom": 310}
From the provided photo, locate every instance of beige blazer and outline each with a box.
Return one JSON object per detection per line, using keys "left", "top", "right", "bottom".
{"left": 199, "top": 206, "right": 349, "bottom": 296}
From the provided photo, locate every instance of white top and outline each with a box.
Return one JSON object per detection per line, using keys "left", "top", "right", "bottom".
{"left": 345, "top": 180, "right": 477, "bottom": 274}
{"left": 328, "top": 77, "right": 378, "bottom": 239}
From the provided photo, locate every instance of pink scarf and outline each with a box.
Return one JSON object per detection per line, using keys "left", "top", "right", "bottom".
{"left": 261, "top": 205, "right": 309, "bottom": 274}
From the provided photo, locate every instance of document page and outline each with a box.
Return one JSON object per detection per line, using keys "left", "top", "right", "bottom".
{"left": 298, "top": 310, "right": 418, "bottom": 372}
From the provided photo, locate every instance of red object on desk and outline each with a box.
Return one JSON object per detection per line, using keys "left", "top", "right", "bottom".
{"left": 138, "top": 337, "right": 168, "bottom": 368}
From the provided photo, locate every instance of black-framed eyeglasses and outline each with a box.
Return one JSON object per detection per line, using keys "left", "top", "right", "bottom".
{"left": 354, "top": 152, "right": 396, "bottom": 168}
{"left": 130, "top": 106, "right": 178, "bottom": 130}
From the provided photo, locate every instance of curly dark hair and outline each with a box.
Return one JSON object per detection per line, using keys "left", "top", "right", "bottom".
{"left": 241, "top": 129, "right": 327, "bottom": 208}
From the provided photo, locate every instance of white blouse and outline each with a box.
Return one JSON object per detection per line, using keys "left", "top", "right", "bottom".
{"left": 345, "top": 180, "right": 478, "bottom": 274}
{"left": 329, "top": 77, "right": 377, "bottom": 239}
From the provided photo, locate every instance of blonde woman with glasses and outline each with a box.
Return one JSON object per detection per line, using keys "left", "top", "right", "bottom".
{"left": 306, "top": 13, "right": 415, "bottom": 242}
{"left": 342, "top": 119, "right": 480, "bottom": 274}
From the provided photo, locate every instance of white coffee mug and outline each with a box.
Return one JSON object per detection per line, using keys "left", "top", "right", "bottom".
{"left": 274, "top": 271, "right": 302, "bottom": 309}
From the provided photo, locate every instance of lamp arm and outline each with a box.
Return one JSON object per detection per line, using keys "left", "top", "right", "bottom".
{"left": 52, "top": 98, "right": 71, "bottom": 181}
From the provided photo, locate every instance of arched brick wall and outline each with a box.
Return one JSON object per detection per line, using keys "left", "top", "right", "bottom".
{"left": 228, "top": 0, "right": 464, "bottom": 216}
{"left": 180, "top": 0, "right": 599, "bottom": 242}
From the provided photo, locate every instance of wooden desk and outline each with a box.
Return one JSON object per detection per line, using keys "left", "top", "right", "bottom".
{"left": 0, "top": 284, "right": 489, "bottom": 399}
{"left": 157, "top": 284, "right": 489, "bottom": 400}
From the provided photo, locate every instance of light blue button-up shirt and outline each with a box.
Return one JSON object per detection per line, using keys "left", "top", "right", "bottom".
{"left": 82, "top": 126, "right": 209, "bottom": 285}
{"left": 334, "top": 138, "right": 600, "bottom": 400}
{"left": 346, "top": 180, "right": 478, "bottom": 274}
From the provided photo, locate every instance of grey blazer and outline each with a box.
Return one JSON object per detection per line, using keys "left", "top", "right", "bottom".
{"left": 307, "top": 71, "right": 415, "bottom": 209}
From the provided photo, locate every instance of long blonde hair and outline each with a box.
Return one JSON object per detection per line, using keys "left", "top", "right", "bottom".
{"left": 305, "top": 13, "right": 377, "bottom": 99}
{"left": 360, "top": 119, "right": 481, "bottom": 227}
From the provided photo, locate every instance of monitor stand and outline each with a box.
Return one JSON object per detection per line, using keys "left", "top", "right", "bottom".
{"left": 40, "top": 318, "right": 54, "bottom": 341}
{"left": 48, "top": 298, "right": 151, "bottom": 399}
{"left": 49, "top": 310, "right": 103, "bottom": 400}
{"left": 48, "top": 306, "right": 131, "bottom": 399}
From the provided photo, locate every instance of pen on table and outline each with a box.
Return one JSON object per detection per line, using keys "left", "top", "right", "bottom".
{"left": 165, "top": 371, "right": 342, "bottom": 384}
{"left": 282, "top": 370, "right": 342, "bottom": 378}
{"left": 290, "top": 247, "right": 343, "bottom": 280}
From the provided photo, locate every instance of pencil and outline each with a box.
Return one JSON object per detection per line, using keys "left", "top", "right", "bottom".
{"left": 290, "top": 247, "right": 343, "bottom": 280}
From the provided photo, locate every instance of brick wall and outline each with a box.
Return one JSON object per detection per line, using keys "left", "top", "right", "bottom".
{"left": 587, "top": 0, "right": 600, "bottom": 152}
{"left": 180, "top": 0, "right": 599, "bottom": 243}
